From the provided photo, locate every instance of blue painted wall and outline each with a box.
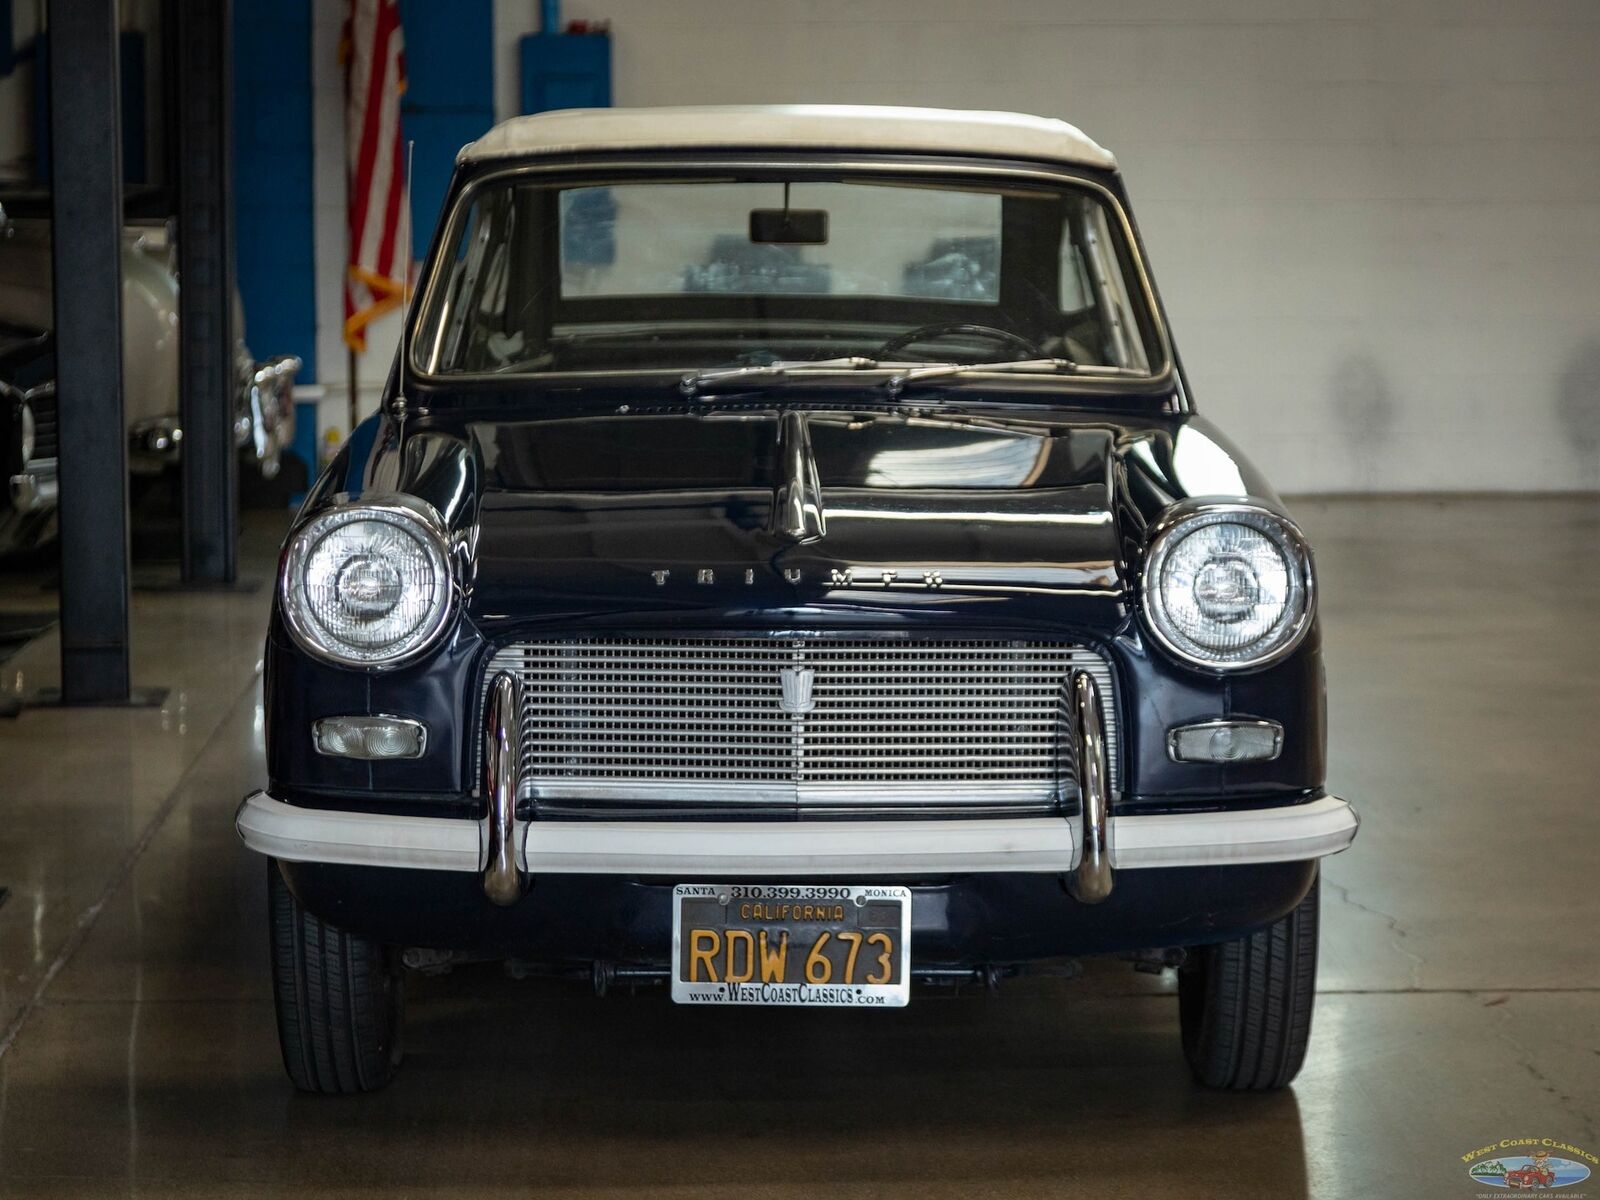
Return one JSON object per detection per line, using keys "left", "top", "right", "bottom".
{"left": 233, "top": 0, "right": 317, "bottom": 382}
{"left": 398, "top": 0, "right": 495, "bottom": 263}
{"left": 520, "top": 32, "right": 611, "bottom": 115}
{"left": 228, "top": 0, "right": 496, "bottom": 392}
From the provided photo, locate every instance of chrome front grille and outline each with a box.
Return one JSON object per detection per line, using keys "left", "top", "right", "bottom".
{"left": 483, "top": 636, "right": 1117, "bottom": 815}
{"left": 25, "top": 385, "right": 56, "bottom": 462}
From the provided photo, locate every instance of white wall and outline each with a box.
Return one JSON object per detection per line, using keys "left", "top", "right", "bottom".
{"left": 485, "top": 0, "right": 1600, "bottom": 492}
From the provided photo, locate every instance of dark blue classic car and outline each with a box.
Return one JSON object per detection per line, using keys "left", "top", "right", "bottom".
{"left": 237, "top": 105, "right": 1357, "bottom": 1094}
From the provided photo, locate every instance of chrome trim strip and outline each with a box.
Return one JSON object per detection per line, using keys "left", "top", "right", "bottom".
{"left": 529, "top": 780, "right": 1062, "bottom": 807}
{"left": 235, "top": 792, "right": 1357, "bottom": 876}
{"left": 768, "top": 409, "right": 825, "bottom": 543}
{"left": 1067, "top": 670, "right": 1113, "bottom": 903}
{"left": 481, "top": 672, "right": 523, "bottom": 905}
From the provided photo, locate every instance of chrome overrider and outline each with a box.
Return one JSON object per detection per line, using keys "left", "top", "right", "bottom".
{"left": 1067, "top": 670, "right": 1113, "bottom": 903}
{"left": 482, "top": 671, "right": 523, "bottom": 906}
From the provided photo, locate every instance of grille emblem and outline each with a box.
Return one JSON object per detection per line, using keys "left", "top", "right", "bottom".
{"left": 779, "top": 666, "right": 816, "bottom": 713}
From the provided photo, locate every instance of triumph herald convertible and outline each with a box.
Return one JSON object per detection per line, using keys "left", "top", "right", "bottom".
{"left": 236, "top": 105, "right": 1358, "bottom": 1093}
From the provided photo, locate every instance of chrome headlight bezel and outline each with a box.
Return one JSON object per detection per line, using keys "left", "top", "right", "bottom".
{"left": 279, "top": 494, "right": 456, "bottom": 670}
{"left": 1141, "top": 500, "right": 1316, "bottom": 673}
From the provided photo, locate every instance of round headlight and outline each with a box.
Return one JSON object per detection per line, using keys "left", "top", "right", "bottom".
{"left": 280, "top": 497, "right": 453, "bottom": 667}
{"left": 1142, "top": 503, "right": 1314, "bottom": 671}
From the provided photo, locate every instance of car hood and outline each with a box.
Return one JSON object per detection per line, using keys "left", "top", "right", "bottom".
{"left": 441, "top": 406, "right": 1132, "bottom": 634}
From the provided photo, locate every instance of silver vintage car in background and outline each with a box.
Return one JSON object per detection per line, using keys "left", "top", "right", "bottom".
{"left": 0, "top": 196, "right": 300, "bottom": 555}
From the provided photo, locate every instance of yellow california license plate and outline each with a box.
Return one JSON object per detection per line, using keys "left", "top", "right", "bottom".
{"left": 671, "top": 884, "right": 911, "bottom": 1007}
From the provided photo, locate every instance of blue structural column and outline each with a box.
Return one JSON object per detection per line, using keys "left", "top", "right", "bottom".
{"left": 47, "top": 0, "right": 131, "bottom": 703}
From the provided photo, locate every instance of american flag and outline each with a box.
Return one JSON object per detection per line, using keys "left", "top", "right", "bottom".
{"left": 341, "top": 0, "right": 407, "bottom": 353}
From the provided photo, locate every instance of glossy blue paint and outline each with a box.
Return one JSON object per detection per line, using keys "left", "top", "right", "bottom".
{"left": 266, "top": 389, "right": 1327, "bottom": 810}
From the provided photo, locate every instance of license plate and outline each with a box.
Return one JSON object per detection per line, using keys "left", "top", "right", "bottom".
{"left": 671, "top": 884, "right": 911, "bottom": 1007}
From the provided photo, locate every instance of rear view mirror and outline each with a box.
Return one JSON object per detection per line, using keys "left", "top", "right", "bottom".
{"left": 749, "top": 208, "right": 828, "bottom": 245}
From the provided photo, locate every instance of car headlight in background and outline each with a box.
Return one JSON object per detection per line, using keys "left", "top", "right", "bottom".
{"left": 280, "top": 496, "right": 454, "bottom": 667}
{"left": 1142, "top": 501, "right": 1314, "bottom": 671}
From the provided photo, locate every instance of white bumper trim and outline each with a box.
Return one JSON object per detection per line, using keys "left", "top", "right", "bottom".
{"left": 236, "top": 793, "right": 1356, "bottom": 876}
{"left": 235, "top": 794, "right": 483, "bottom": 873}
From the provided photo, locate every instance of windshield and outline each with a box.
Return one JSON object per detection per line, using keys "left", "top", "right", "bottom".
{"left": 417, "top": 170, "right": 1162, "bottom": 379}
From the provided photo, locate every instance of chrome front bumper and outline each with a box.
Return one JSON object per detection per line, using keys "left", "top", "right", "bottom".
{"left": 235, "top": 791, "right": 1357, "bottom": 879}
{"left": 239, "top": 665, "right": 1358, "bottom": 896}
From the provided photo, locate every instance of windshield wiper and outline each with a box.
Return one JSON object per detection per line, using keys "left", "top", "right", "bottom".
{"left": 679, "top": 357, "right": 884, "bottom": 396}
{"left": 882, "top": 358, "right": 1080, "bottom": 397}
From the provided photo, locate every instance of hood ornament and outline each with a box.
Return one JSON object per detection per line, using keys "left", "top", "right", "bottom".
{"left": 779, "top": 665, "right": 816, "bottom": 713}
{"left": 769, "top": 410, "right": 826, "bottom": 544}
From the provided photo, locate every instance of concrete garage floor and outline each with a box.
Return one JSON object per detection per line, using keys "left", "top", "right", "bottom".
{"left": 0, "top": 498, "right": 1595, "bottom": 1198}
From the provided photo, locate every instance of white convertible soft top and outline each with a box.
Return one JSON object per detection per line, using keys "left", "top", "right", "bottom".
{"left": 459, "top": 104, "right": 1116, "bottom": 171}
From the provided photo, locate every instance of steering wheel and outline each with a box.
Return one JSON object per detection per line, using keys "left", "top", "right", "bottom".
{"left": 873, "top": 323, "right": 1044, "bottom": 362}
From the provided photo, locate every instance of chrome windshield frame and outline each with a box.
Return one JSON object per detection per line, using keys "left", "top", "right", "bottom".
{"left": 408, "top": 153, "right": 1178, "bottom": 399}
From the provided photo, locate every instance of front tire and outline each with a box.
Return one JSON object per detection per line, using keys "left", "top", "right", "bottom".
{"left": 1178, "top": 872, "right": 1320, "bottom": 1090}
{"left": 268, "top": 861, "right": 404, "bottom": 1093}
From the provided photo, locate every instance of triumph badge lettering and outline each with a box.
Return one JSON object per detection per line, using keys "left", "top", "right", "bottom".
{"left": 646, "top": 565, "right": 958, "bottom": 590}
{"left": 779, "top": 666, "right": 816, "bottom": 713}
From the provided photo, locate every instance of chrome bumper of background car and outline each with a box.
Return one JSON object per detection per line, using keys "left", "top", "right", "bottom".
{"left": 9, "top": 457, "right": 56, "bottom": 512}
{"left": 235, "top": 791, "right": 1358, "bottom": 878}
{"left": 125, "top": 354, "right": 300, "bottom": 473}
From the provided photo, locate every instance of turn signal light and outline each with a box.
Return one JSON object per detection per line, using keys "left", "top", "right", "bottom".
{"left": 313, "top": 716, "right": 427, "bottom": 760}
{"left": 1167, "top": 719, "right": 1282, "bottom": 764}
